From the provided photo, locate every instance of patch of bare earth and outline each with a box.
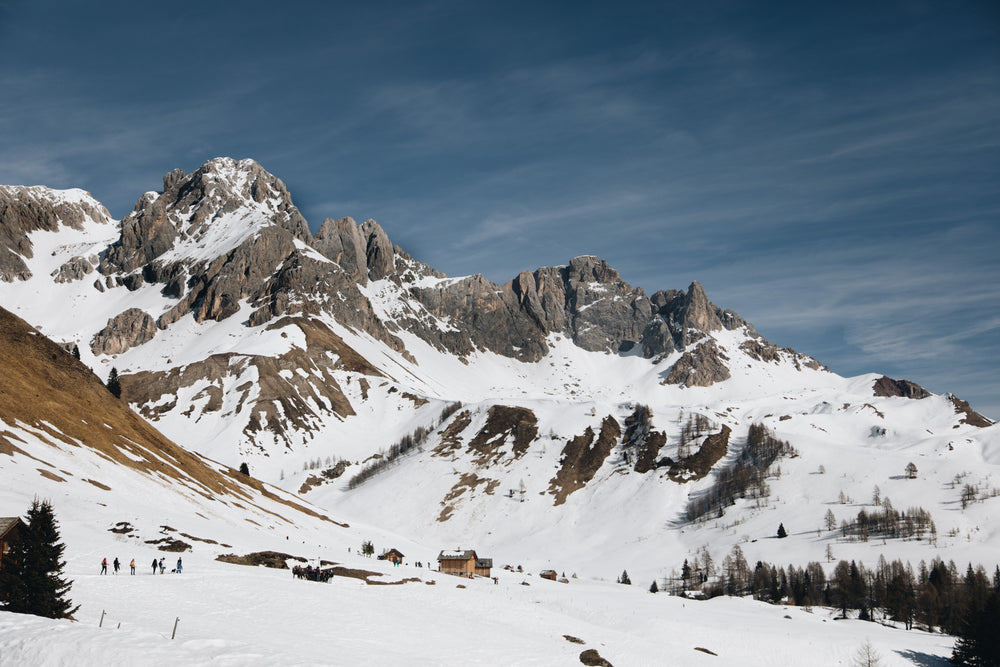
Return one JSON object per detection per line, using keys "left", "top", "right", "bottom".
{"left": 548, "top": 416, "right": 621, "bottom": 506}
{"left": 437, "top": 473, "right": 500, "bottom": 522}
{"left": 216, "top": 551, "right": 305, "bottom": 569}
{"left": 950, "top": 396, "right": 993, "bottom": 428}
{"left": 466, "top": 405, "right": 539, "bottom": 466}
{"left": 432, "top": 409, "right": 473, "bottom": 458}
{"left": 667, "top": 426, "right": 731, "bottom": 482}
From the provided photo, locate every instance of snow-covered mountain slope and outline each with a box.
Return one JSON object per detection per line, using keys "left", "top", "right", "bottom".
{"left": 0, "top": 157, "right": 996, "bottom": 599}
{"left": 0, "top": 304, "right": 958, "bottom": 666}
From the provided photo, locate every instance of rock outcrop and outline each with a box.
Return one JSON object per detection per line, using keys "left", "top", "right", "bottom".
{"left": 91, "top": 308, "right": 158, "bottom": 355}
{"left": 873, "top": 376, "right": 931, "bottom": 399}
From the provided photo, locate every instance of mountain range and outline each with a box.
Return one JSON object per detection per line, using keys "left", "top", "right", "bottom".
{"left": 1, "top": 155, "right": 997, "bottom": 594}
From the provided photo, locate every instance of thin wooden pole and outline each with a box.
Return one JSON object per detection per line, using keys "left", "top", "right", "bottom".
{"left": 172, "top": 616, "right": 180, "bottom": 640}
{"left": 99, "top": 610, "right": 105, "bottom": 628}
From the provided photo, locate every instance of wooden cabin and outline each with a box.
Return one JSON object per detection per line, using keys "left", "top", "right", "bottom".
{"left": 0, "top": 517, "right": 25, "bottom": 571}
{"left": 438, "top": 549, "right": 492, "bottom": 578}
{"left": 378, "top": 548, "right": 405, "bottom": 565}
{"left": 540, "top": 569, "right": 557, "bottom": 581}
{"left": 474, "top": 557, "right": 493, "bottom": 578}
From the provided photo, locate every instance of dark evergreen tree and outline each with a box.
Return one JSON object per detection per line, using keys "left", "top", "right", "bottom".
{"left": 0, "top": 499, "right": 77, "bottom": 619}
{"left": 239, "top": 462, "right": 250, "bottom": 476}
{"left": 649, "top": 580, "right": 658, "bottom": 594}
{"left": 777, "top": 523, "right": 788, "bottom": 538}
{"left": 619, "top": 569, "right": 631, "bottom": 585}
{"left": 71, "top": 344, "right": 80, "bottom": 360}
{"left": 951, "top": 590, "right": 1000, "bottom": 667}
{"left": 106, "top": 367, "right": 122, "bottom": 398}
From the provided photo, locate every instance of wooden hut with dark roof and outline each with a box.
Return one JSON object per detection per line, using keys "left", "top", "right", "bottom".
{"left": 437, "top": 549, "right": 492, "bottom": 577}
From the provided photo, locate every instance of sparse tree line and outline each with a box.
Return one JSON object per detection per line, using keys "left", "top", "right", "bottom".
{"left": 347, "top": 402, "right": 462, "bottom": 490}
{"left": 832, "top": 504, "right": 937, "bottom": 544}
{"left": 677, "top": 412, "right": 713, "bottom": 459}
{"left": 685, "top": 423, "right": 798, "bottom": 523}
{"left": 657, "top": 547, "right": 1000, "bottom": 664}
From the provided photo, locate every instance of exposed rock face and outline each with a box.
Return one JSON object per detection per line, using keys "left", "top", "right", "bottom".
{"left": 664, "top": 340, "right": 731, "bottom": 387}
{"left": 873, "top": 376, "right": 931, "bottom": 399}
{"left": 360, "top": 219, "right": 394, "bottom": 281}
{"left": 52, "top": 256, "right": 95, "bottom": 283}
{"left": 91, "top": 308, "right": 158, "bottom": 355}
{"left": 409, "top": 258, "right": 743, "bottom": 365}
{"left": 311, "top": 217, "right": 368, "bottom": 284}
{"left": 0, "top": 186, "right": 110, "bottom": 281}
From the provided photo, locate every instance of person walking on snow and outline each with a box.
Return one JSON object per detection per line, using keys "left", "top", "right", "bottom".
{"left": 151, "top": 557, "right": 157, "bottom": 574}
{"left": 113, "top": 557, "right": 120, "bottom": 574}
{"left": 101, "top": 558, "right": 107, "bottom": 575}
{"left": 176, "top": 557, "right": 182, "bottom": 574}
{"left": 159, "top": 558, "right": 165, "bottom": 574}
{"left": 130, "top": 558, "right": 136, "bottom": 575}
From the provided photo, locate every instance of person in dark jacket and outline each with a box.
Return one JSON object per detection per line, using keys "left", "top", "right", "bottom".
{"left": 151, "top": 557, "right": 157, "bottom": 574}
{"left": 112, "top": 557, "right": 120, "bottom": 574}
{"left": 176, "top": 557, "right": 183, "bottom": 574}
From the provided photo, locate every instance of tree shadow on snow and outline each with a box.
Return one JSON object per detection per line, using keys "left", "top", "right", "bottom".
{"left": 894, "top": 649, "right": 950, "bottom": 667}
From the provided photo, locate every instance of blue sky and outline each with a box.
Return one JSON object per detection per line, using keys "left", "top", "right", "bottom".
{"left": 1, "top": 1, "right": 998, "bottom": 418}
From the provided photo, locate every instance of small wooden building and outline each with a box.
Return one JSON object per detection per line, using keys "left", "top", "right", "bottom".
{"left": 540, "top": 569, "right": 557, "bottom": 581}
{"left": 0, "top": 517, "right": 25, "bottom": 571}
{"left": 474, "top": 557, "right": 492, "bottom": 578}
{"left": 438, "top": 549, "right": 492, "bottom": 578}
{"left": 378, "top": 548, "right": 405, "bottom": 565}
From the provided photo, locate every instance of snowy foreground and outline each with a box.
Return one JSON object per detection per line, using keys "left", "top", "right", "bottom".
{"left": 0, "top": 555, "right": 952, "bottom": 666}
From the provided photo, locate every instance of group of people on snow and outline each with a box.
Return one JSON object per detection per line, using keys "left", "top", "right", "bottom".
{"left": 100, "top": 556, "right": 182, "bottom": 575}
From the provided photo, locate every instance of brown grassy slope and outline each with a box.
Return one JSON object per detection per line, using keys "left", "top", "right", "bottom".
{"left": 0, "top": 306, "right": 338, "bottom": 523}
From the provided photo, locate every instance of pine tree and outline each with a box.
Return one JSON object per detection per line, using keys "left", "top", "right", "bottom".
{"left": 649, "top": 580, "right": 658, "bottom": 593}
{"left": 619, "top": 569, "right": 631, "bottom": 585}
{"left": 106, "top": 367, "right": 122, "bottom": 398}
{"left": 951, "top": 590, "right": 1000, "bottom": 666}
{"left": 0, "top": 499, "right": 77, "bottom": 619}
{"left": 777, "top": 523, "right": 788, "bottom": 538}
{"left": 239, "top": 462, "right": 250, "bottom": 476}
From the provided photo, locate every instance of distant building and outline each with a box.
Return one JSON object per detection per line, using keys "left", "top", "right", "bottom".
{"left": 540, "top": 569, "right": 557, "bottom": 581}
{"left": 378, "top": 548, "right": 405, "bottom": 565}
{"left": 0, "top": 517, "right": 25, "bottom": 571}
{"left": 437, "top": 549, "right": 492, "bottom": 578}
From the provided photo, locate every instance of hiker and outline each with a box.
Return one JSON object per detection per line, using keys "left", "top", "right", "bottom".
{"left": 130, "top": 558, "right": 136, "bottom": 575}
{"left": 113, "top": 557, "right": 120, "bottom": 574}
{"left": 151, "top": 557, "right": 157, "bottom": 574}
{"left": 101, "top": 557, "right": 108, "bottom": 575}
{"left": 159, "top": 558, "right": 165, "bottom": 574}
{"left": 176, "top": 557, "right": 182, "bottom": 574}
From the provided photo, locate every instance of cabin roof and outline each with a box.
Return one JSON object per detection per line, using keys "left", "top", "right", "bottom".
{"left": 0, "top": 517, "right": 23, "bottom": 538}
{"left": 438, "top": 550, "right": 477, "bottom": 561}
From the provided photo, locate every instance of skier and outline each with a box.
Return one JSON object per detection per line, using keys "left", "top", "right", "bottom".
{"left": 176, "top": 557, "right": 183, "bottom": 574}
{"left": 151, "top": 557, "right": 157, "bottom": 574}
{"left": 101, "top": 557, "right": 108, "bottom": 575}
{"left": 113, "top": 557, "right": 120, "bottom": 574}
{"left": 130, "top": 558, "right": 136, "bottom": 575}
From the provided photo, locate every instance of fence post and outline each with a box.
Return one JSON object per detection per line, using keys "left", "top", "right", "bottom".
{"left": 99, "top": 610, "right": 105, "bottom": 628}
{"left": 172, "top": 616, "right": 180, "bottom": 640}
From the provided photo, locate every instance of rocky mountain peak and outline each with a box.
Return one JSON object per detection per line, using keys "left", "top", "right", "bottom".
{"left": 101, "top": 158, "right": 309, "bottom": 276}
